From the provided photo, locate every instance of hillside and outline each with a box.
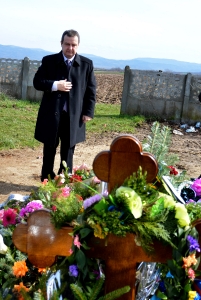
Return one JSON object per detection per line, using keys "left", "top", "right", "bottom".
{"left": 1, "top": 44, "right": 201, "bottom": 72}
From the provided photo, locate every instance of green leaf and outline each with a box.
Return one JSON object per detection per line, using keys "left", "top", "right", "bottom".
{"left": 79, "top": 228, "right": 92, "bottom": 239}
{"left": 155, "top": 290, "right": 168, "bottom": 299}
{"left": 93, "top": 199, "right": 109, "bottom": 215}
{"left": 75, "top": 249, "right": 86, "bottom": 271}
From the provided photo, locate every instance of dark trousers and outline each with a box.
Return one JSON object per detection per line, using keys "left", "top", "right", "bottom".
{"left": 41, "top": 111, "right": 75, "bottom": 181}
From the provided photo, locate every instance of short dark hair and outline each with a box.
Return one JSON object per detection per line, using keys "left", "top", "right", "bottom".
{"left": 61, "top": 29, "right": 80, "bottom": 44}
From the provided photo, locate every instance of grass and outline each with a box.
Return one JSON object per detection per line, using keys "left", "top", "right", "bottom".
{"left": 0, "top": 94, "right": 146, "bottom": 151}
{"left": 87, "top": 103, "right": 145, "bottom": 133}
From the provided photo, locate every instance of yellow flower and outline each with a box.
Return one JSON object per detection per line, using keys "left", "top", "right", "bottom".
{"left": 148, "top": 183, "right": 157, "bottom": 189}
{"left": 91, "top": 223, "right": 106, "bottom": 239}
{"left": 188, "top": 290, "right": 197, "bottom": 300}
{"left": 12, "top": 261, "right": 28, "bottom": 278}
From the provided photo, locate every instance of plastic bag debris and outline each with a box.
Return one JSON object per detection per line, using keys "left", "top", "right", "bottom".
{"left": 180, "top": 124, "right": 188, "bottom": 129}
{"left": 186, "top": 126, "right": 197, "bottom": 133}
{"left": 173, "top": 129, "right": 183, "bottom": 135}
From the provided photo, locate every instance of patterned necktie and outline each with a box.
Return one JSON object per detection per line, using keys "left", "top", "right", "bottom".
{"left": 65, "top": 59, "right": 71, "bottom": 71}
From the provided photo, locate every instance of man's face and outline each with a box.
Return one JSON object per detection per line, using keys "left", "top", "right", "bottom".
{"left": 61, "top": 35, "right": 79, "bottom": 59}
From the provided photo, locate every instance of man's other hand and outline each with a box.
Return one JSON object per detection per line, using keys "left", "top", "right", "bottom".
{"left": 82, "top": 115, "right": 92, "bottom": 123}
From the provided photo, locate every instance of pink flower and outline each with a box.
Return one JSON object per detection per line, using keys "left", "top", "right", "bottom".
{"left": 61, "top": 187, "right": 71, "bottom": 197}
{"left": 187, "top": 268, "right": 195, "bottom": 280}
{"left": 19, "top": 200, "right": 43, "bottom": 218}
{"left": 69, "top": 248, "right": 73, "bottom": 255}
{"left": 78, "top": 163, "right": 89, "bottom": 171}
{"left": 42, "top": 179, "right": 48, "bottom": 185}
{"left": 186, "top": 199, "right": 195, "bottom": 204}
{"left": 0, "top": 209, "right": 4, "bottom": 221}
{"left": 191, "top": 179, "right": 201, "bottom": 196}
{"left": 92, "top": 176, "right": 101, "bottom": 184}
{"left": 3, "top": 208, "right": 17, "bottom": 227}
{"left": 73, "top": 235, "right": 82, "bottom": 249}
{"left": 73, "top": 166, "right": 79, "bottom": 173}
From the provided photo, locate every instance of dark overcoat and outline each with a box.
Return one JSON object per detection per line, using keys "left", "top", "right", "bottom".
{"left": 33, "top": 51, "right": 96, "bottom": 148}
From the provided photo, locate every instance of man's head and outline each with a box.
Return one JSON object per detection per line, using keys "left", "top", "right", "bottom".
{"left": 61, "top": 29, "right": 80, "bottom": 59}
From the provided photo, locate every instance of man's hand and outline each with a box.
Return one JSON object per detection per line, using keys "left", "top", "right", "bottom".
{"left": 82, "top": 115, "right": 92, "bottom": 123}
{"left": 57, "top": 79, "right": 72, "bottom": 92}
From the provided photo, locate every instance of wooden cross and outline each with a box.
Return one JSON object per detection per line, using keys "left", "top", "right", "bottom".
{"left": 12, "top": 209, "right": 73, "bottom": 267}
{"left": 92, "top": 135, "right": 158, "bottom": 193}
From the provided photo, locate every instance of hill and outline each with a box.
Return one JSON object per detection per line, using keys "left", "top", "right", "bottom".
{"left": 1, "top": 44, "right": 201, "bottom": 73}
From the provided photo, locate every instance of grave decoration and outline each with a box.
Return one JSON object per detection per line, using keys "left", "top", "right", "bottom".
{"left": 0, "top": 122, "right": 201, "bottom": 300}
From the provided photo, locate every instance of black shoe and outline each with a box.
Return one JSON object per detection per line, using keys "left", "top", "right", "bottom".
{"left": 41, "top": 171, "right": 56, "bottom": 182}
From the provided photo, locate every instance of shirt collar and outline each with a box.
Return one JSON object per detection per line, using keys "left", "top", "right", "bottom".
{"left": 62, "top": 53, "right": 75, "bottom": 63}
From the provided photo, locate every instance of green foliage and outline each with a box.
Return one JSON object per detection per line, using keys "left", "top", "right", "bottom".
{"left": 72, "top": 181, "right": 99, "bottom": 200}
{"left": 70, "top": 284, "right": 88, "bottom": 300}
{"left": 186, "top": 202, "right": 201, "bottom": 222}
{"left": 70, "top": 275, "right": 130, "bottom": 300}
{"left": 131, "top": 212, "right": 174, "bottom": 252}
{"left": 88, "top": 275, "right": 105, "bottom": 300}
{"left": 123, "top": 166, "right": 159, "bottom": 205}
{"left": 50, "top": 193, "right": 83, "bottom": 228}
{"left": 99, "top": 285, "right": 130, "bottom": 300}
{"left": 142, "top": 121, "right": 179, "bottom": 176}
{"left": 87, "top": 209, "right": 130, "bottom": 237}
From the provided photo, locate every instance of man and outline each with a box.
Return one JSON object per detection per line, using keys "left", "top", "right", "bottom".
{"left": 33, "top": 29, "right": 96, "bottom": 181}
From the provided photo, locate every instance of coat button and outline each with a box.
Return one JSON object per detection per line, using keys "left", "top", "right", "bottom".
{"left": 58, "top": 94, "right": 61, "bottom": 97}
{"left": 55, "top": 112, "right": 58, "bottom": 115}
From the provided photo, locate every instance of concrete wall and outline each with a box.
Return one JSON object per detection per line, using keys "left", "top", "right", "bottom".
{"left": 121, "top": 66, "right": 201, "bottom": 123}
{"left": 1, "top": 58, "right": 201, "bottom": 123}
{"left": 0, "top": 57, "right": 43, "bottom": 101}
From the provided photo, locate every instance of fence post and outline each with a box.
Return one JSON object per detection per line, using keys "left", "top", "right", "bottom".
{"left": 121, "top": 66, "right": 131, "bottom": 114}
{"left": 181, "top": 73, "right": 192, "bottom": 123}
{"left": 21, "top": 57, "right": 30, "bottom": 100}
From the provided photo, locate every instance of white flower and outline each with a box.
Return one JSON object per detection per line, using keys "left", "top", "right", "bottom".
{"left": 0, "top": 234, "right": 8, "bottom": 254}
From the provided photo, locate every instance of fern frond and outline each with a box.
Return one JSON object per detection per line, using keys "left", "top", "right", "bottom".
{"left": 142, "top": 121, "right": 179, "bottom": 177}
{"left": 99, "top": 285, "right": 130, "bottom": 300}
{"left": 70, "top": 284, "right": 87, "bottom": 300}
{"left": 89, "top": 275, "right": 105, "bottom": 300}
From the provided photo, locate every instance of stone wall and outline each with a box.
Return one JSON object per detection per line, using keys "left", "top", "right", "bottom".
{"left": 121, "top": 67, "right": 201, "bottom": 123}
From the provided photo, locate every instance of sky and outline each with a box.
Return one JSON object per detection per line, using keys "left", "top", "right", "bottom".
{"left": 1, "top": 0, "right": 201, "bottom": 63}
